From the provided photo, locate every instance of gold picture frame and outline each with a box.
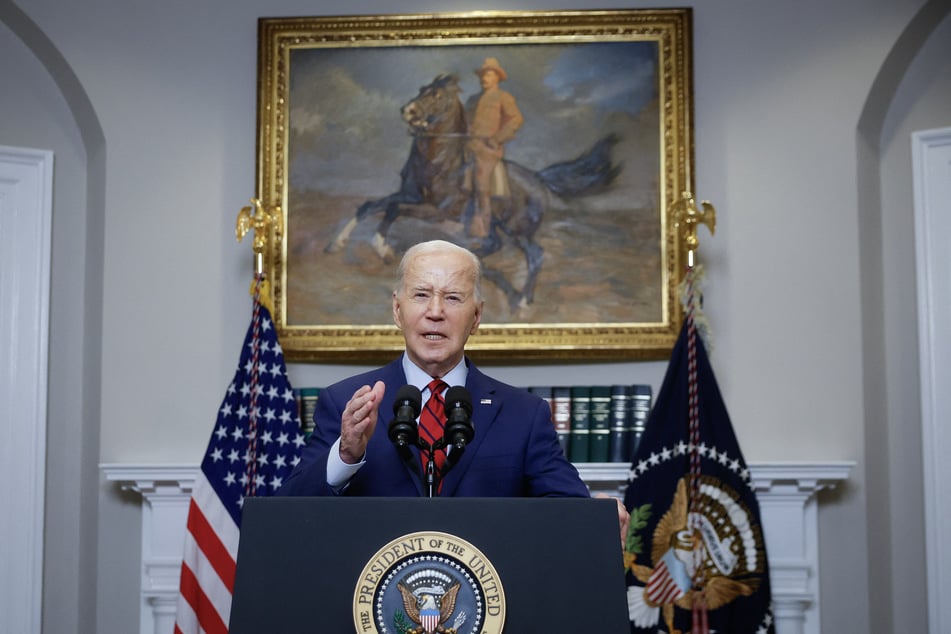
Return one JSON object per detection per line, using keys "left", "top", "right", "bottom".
{"left": 256, "top": 9, "right": 693, "bottom": 362}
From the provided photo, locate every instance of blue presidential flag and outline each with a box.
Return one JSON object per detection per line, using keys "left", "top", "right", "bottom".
{"left": 623, "top": 319, "right": 774, "bottom": 634}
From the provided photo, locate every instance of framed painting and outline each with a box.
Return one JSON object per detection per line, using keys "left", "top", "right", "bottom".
{"left": 255, "top": 9, "right": 694, "bottom": 362}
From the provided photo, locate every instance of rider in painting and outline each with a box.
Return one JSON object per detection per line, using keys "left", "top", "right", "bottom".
{"left": 464, "top": 58, "right": 524, "bottom": 240}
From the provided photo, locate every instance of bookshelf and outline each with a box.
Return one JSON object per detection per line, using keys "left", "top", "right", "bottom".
{"left": 293, "top": 384, "right": 655, "bottom": 469}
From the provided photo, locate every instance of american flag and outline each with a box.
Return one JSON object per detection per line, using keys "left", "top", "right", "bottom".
{"left": 174, "top": 278, "right": 305, "bottom": 634}
{"left": 645, "top": 549, "right": 690, "bottom": 605}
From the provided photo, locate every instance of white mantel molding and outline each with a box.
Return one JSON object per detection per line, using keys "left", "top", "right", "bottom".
{"left": 102, "top": 461, "right": 853, "bottom": 634}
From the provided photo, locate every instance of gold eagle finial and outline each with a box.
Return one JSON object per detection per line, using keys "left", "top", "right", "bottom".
{"left": 236, "top": 199, "right": 282, "bottom": 275}
{"left": 671, "top": 191, "right": 716, "bottom": 267}
{"left": 236, "top": 198, "right": 282, "bottom": 256}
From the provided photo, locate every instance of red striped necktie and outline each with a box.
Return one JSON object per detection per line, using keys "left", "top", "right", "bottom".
{"left": 419, "top": 379, "right": 448, "bottom": 475}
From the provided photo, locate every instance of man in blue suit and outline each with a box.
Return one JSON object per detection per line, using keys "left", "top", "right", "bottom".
{"left": 279, "top": 240, "right": 628, "bottom": 531}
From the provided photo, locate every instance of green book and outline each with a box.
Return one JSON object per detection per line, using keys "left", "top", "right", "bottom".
{"left": 297, "top": 387, "right": 320, "bottom": 437}
{"left": 568, "top": 386, "right": 591, "bottom": 462}
{"left": 630, "top": 385, "right": 652, "bottom": 457}
{"left": 588, "top": 386, "right": 612, "bottom": 462}
{"left": 609, "top": 385, "right": 633, "bottom": 462}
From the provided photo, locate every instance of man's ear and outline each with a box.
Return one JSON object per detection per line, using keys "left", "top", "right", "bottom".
{"left": 392, "top": 291, "right": 403, "bottom": 329}
{"left": 470, "top": 301, "right": 484, "bottom": 334}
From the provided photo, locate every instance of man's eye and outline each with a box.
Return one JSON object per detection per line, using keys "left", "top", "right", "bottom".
{"left": 445, "top": 295, "right": 463, "bottom": 303}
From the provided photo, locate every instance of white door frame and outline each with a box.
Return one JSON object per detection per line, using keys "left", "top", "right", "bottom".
{"left": 912, "top": 126, "right": 951, "bottom": 634}
{"left": 0, "top": 145, "right": 52, "bottom": 634}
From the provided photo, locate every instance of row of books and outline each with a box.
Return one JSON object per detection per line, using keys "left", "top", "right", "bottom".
{"left": 294, "top": 387, "right": 320, "bottom": 437}
{"left": 292, "top": 383, "right": 652, "bottom": 465}
{"left": 528, "top": 385, "right": 652, "bottom": 464}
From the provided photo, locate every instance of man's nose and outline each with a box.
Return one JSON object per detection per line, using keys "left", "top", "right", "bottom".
{"left": 426, "top": 295, "right": 446, "bottom": 316}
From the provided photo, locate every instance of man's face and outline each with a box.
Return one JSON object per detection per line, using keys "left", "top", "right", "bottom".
{"left": 479, "top": 69, "right": 500, "bottom": 91}
{"left": 392, "top": 250, "right": 483, "bottom": 378}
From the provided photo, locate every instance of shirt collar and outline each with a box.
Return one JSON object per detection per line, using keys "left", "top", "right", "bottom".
{"left": 401, "top": 353, "right": 468, "bottom": 396}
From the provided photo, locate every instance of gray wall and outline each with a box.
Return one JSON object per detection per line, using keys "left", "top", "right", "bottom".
{"left": 1, "top": 3, "right": 104, "bottom": 631}
{"left": 874, "top": 7, "right": 951, "bottom": 629}
{"left": 1, "top": 0, "right": 949, "bottom": 631}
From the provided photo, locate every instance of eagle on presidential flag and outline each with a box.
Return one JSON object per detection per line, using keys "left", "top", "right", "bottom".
{"left": 622, "top": 267, "right": 775, "bottom": 634}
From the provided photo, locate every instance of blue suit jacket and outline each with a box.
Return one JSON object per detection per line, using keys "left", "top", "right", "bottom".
{"left": 278, "top": 358, "right": 589, "bottom": 498}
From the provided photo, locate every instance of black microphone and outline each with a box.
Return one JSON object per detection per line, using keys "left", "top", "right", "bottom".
{"left": 388, "top": 385, "right": 421, "bottom": 449}
{"left": 443, "top": 386, "right": 474, "bottom": 454}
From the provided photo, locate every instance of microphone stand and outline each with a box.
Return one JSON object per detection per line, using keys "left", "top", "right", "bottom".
{"left": 410, "top": 381, "right": 474, "bottom": 498}
{"left": 419, "top": 438, "right": 445, "bottom": 498}
{"left": 425, "top": 451, "right": 436, "bottom": 498}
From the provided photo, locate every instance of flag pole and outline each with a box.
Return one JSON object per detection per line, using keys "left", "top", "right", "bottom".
{"left": 625, "top": 192, "right": 774, "bottom": 633}
{"left": 671, "top": 190, "right": 716, "bottom": 634}
{"left": 235, "top": 198, "right": 283, "bottom": 497}
{"left": 175, "top": 199, "right": 297, "bottom": 634}
{"left": 234, "top": 198, "right": 284, "bottom": 498}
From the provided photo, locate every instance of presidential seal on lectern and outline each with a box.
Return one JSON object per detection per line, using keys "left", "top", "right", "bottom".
{"left": 354, "top": 531, "right": 506, "bottom": 634}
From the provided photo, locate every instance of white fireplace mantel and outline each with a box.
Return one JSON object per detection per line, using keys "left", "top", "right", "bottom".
{"left": 102, "top": 461, "right": 852, "bottom": 634}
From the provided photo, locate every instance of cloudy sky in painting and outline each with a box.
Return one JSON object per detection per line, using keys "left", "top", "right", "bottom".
{"left": 287, "top": 41, "right": 658, "bottom": 196}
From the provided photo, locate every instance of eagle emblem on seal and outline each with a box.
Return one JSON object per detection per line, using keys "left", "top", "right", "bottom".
{"left": 397, "top": 580, "right": 462, "bottom": 634}
{"left": 627, "top": 476, "right": 765, "bottom": 632}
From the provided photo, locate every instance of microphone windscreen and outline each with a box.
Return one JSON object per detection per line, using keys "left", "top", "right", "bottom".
{"left": 445, "top": 386, "right": 472, "bottom": 414}
{"left": 393, "top": 384, "right": 422, "bottom": 416}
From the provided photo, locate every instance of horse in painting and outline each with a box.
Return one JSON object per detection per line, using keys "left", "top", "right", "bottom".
{"left": 326, "top": 73, "right": 620, "bottom": 311}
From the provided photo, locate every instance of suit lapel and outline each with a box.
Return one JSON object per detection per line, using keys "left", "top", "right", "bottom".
{"left": 376, "top": 359, "right": 425, "bottom": 496}
{"left": 440, "top": 362, "right": 501, "bottom": 496}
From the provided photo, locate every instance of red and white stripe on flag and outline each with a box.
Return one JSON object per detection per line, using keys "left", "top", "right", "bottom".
{"left": 421, "top": 611, "right": 440, "bottom": 633}
{"left": 174, "top": 471, "right": 240, "bottom": 634}
{"left": 646, "top": 558, "right": 686, "bottom": 606}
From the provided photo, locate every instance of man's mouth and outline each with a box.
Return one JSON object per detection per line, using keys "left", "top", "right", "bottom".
{"left": 423, "top": 333, "right": 446, "bottom": 341}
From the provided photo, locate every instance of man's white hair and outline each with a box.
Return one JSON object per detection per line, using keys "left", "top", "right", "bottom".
{"left": 395, "top": 240, "right": 483, "bottom": 302}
